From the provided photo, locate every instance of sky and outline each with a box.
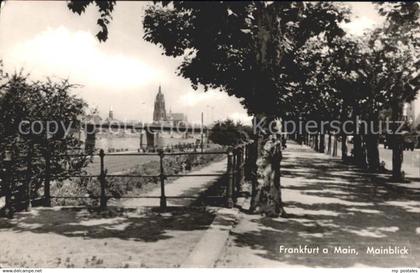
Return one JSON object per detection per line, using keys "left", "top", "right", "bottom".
{"left": 0, "top": 1, "right": 384, "bottom": 125}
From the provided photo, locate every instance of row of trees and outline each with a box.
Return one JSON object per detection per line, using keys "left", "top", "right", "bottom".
{"left": 64, "top": 1, "right": 418, "bottom": 217}
{"left": 289, "top": 2, "right": 419, "bottom": 178}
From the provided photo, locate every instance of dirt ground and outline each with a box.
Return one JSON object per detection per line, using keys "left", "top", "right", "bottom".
{"left": 0, "top": 206, "right": 216, "bottom": 268}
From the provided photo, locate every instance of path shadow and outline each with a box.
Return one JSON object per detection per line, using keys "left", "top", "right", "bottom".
{"left": 228, "top": 143, "right": 420, "bottom": 267}
{"left": 0, "top": 206, "right": 215, "bottom": 243}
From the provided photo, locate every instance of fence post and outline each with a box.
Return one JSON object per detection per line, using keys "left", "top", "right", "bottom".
{"left": 232, "top": 148, "right": 237, "bottom": 201}
{"left": 235, "top": 147, "right": 243, "bottom": 196}
{"left": 25, "top": 144, "right": 33, "bottom": 212}
{"left": 99, "top": 149, "right": 107, "bottom": 210}
{"left": 226, "top": 148, "right": 234, "bottom": 208}
{"left": 44, "top": 148, "right": 51, "bottom": 207}
{"left": 240, "top": 146, "right": 245, "bottom": 187}
{"left": 158, "top": 149, "right": 167, "bottom": 210}
{"left": 244, "top": 144, "right": 250, "bottom": 180}
{"left": 249, "top": 139, "right": 258, "bottom": 212}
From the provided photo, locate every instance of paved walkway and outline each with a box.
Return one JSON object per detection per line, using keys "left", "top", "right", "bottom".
{"left": 120, "top": 158, "right": 227, "bottom": 207}
{"left": 216, "top": 142, "right": 420, "bottom": 268}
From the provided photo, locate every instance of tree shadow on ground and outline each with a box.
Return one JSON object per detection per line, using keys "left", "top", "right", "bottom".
{"left": 166, "top": 174, "right": 227, "bottom": 207}
{"left": 0, "top": 206, "right": 215, "bottom": 242}
{"left": 228, "top": 144, "right": 420, "bottom": 267}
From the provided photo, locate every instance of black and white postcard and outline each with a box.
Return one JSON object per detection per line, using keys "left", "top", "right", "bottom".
{"left": 0, "top": 1, "right": 419, "bottom": 271}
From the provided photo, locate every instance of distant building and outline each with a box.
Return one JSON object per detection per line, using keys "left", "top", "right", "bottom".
{"left": 152, "top": 85, "right": 188, "bottom": 125}
{"left": 104, "top": 106, "right": 117, "bottom": 123}
{"left": 168, "top": 110, "right": 188, "bottom": 126}
{"left": 153, "top": 85, "right": 167, "bottom": 122}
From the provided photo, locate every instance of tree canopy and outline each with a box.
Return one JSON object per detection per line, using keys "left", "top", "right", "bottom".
{"left": 67, "top": 1, "right": 350, "bottom": 117}
{"left": 142, "top": 2, "right": 350, "bottom": 117}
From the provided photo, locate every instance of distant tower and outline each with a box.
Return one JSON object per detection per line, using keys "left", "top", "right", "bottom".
{"left": 153, "top": 85, "right": 167, "bottom": 122}
{"left": 109, "top": 106, "right": 114, "bottom": 120}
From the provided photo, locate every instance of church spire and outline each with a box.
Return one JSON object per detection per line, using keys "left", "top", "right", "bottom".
{"left": 153, "top": 84, "right": 167, "bottom": 122}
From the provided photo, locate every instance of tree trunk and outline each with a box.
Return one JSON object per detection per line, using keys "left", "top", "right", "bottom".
{"left": 249, "top": 4, "right": 293, "bottom": 217}
{"left": 361, "top": 136, "right": 367, "bottom": 168}
{"left": 366, "top": 134, "right": 380, "bottom": 171}
{"left": 353, "top": 134, "right": 367, "bottom": 168}
{"left": 319, "top": 134, "right": 325, "bottom": 153}
{"left": 341, "top": 133, "right": 347, "bottom": 161}
{"left": 392, "top": 139, "right": 404, "bottom": 179}
{"left": 332, "top": 134, "right": 338, "bottom": 157}
{"left": 353, "top": 134, "right": 361, "bottom": 161}
{"left": 314, "top": 134, "right": 319, "bottom": 151}
{"left": 253, "top": 136, "right": 284, "bottom": 217}
{"left": 249, "top": 116, "right": 285, "bottom": 217}
{"left": 327, "top": 134, "right": 332, "bottom": 155}
{"left": 391, "top": 103, "right": 404, "bottom": 179}
{"left": 297, "top": 133, "right": 303, "bottom": 145}
{"left": 340, "top": 102, "right": 349, "bottom": 161}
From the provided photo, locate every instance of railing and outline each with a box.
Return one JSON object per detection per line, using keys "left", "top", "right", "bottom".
{"left": 0, "top": 141, "right": 255, "bottom": 218}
